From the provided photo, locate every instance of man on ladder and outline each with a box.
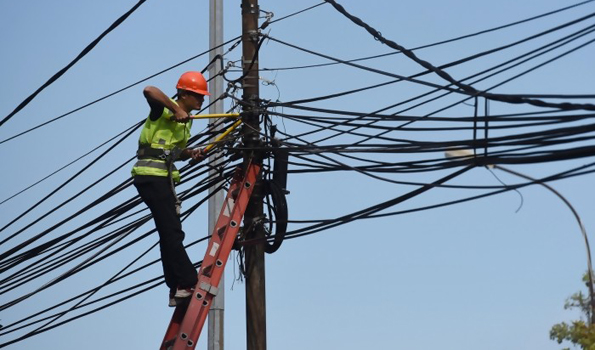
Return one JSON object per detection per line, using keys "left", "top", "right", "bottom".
{"left": 131, "top": 71, "right": 209, "bottom": 307}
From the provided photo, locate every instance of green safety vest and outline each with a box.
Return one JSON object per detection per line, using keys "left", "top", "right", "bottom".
{"left": 131, "top": 101, "right": 192, "bottom": 183}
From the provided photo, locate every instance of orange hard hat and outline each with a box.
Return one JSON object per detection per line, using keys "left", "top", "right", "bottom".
{"left": 176, "top": 71, "right": 210, "bottom": 96}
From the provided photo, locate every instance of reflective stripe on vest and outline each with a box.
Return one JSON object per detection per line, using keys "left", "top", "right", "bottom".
{"left": 134, "top": 159, "right": 170, "bottom": 170}
{"left": 132, "top": 159, "right": 181, "bottom": 182}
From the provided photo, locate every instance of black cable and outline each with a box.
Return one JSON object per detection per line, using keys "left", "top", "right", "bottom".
{"left": 324, "top": 0, "right": 595, "bottom": 111}
{"left": 0, "top": 212, "right": 149, "bottom": 294}
{"left": 261, "top": 166, "right": 473, "bottom": 243}
{"left": 234, "top": 123, "right": 510, "bottom": 189}
{"left": 0, "top": 118, "right": 236, "bottom": 274}
{"left": 269, "top": 102, "right": 584, "bottom": 122}
{"left": 262, "top": 0, "right": 595, "bottom": 72}
{"left": 265, "top": 35, "right": 466, "bottom": 96}
{"left": 380, "top": 30, "right": 595, "bottom": 135}
{"left": 0, "top": 239, "right": 159, "bottom": 337}
{"left": 0, "top": 82, "right": 231, "bottom": 258}
{"left": 0, "top": 219, "right": 137, "bottom": 311}
{"left": 287, "top": 160, "right": 595, "bottom": 226}
{"left": 0, "top": 122, "right": 141, "bottom": 252}
{"left": 262, "top": 180, "right": 287, "bottom": 254}
{"left": 0, "top": 132, "right": 140, "bottom": 249}
{"left": 0, "top": 202, "right": 219, "bottom": 336}
{"left": 0, "top": 121, "right": 141, "bottom": 206}
{"left": 0, "top": 0, "right": 147, "bottom": 128}
{"left": 267, "top": 19, "right": 595, "bottom": 108}
{"left": 269, "top": 2, "right": 326, "bottom": 25}
{"left": 0, "top": 178, "right": 228, "bottom": 339}
{"left": 269, "top": 25, "right": 595, "bottom": 153}
{"left": 227, "top": 36, "right": 267, "bottom": 84}
{"left": 0, "top": 137, "right": 231, "bottom": 275}
{"left": 279, "top": 111, "right": 590, "bottom": 132}
{"left": 0, "top": 168, "right": 230, "bottom": 314}
{"left": 3, "top": 0, "right": 595, "bottom": 340}
{"left": 0, "top": 158, "right": 229, "bottom": 278}
{"left": 284, "top": 161, "right": 595, "bottom": 239}
{"left": 266, "top": 112, "right": 595, "bottom": 174}
{"left": 364, "top": 162, "right": 595, "bottom": 220}
{"left": 235, "top": 94, "right": 595, "bottom": 180}
{"left": 0, "top": 279, "right": 162, "bottom": 348}
{"left": 0, "top": 36, "right": 242, "bottom": 145}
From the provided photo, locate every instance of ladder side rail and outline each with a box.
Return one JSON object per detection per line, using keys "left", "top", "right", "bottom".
{"left": 162, "top": 163, "right": 259, "bottom": 350}
{"left": 160, "top": 166, "right": 245, "bottom": 350}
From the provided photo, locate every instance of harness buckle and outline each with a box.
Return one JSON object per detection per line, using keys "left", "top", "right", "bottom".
{"left": 159, "top": 149, "right": 171, "bottom": 160}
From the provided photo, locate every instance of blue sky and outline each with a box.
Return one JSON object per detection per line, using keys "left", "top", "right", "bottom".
{"left": 1, "top": 1, "right": 595, "bottom": 349}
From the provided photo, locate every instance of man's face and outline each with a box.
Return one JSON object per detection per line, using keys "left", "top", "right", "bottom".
{"left": 180, "top": 90, "right": 205, "bottom": 111}
{"left": 188, "top": 92, "right": 205, "bottom": 110}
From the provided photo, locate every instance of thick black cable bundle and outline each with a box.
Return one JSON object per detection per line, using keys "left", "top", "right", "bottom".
{"left": 262, "top": 180, "right": 288, "bottom": 254}
{"left": 323, "top": 0, "right": 595, "bottom": 112}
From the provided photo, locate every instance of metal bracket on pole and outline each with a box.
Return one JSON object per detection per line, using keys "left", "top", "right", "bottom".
{"left": 199, "top": 281, "right": 219, "bottom": 296}
{"left": 246, "top": 30, "right": 259, "bottom": 42}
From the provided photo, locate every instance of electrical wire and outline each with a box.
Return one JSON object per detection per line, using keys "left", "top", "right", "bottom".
{"left": 4, "top": 1, "right": 595, "bottom": 346}
{"left": 323, "top": 0, "right": 595, "bottom": 111}
{"left": 0, "top": 36, "right": 242, "bottom": 145}
{"left": 261, "top": 0, "right": 595, "bottom": 72}
{"left": 0, "top": 0, "right": 147, "bottom": 128}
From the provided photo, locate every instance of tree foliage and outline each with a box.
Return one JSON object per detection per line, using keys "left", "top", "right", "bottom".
{"left": 551, "top": 273, "right": 595, "bottom": 350}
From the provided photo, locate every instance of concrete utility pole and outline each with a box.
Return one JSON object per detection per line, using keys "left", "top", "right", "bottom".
{"left": 241, "top": 0, "right": 267, "bottom": 349}
{"left": 208, "top": 0, "right": 225, "bottom": 349}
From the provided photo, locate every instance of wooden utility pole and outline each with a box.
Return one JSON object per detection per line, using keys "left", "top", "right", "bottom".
{"left": 241, "top": 0, "right": 267, "bottom": 349}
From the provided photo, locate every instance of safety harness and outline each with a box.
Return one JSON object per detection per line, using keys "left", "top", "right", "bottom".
{"left": 136, "top": 144, "right": 183, "bottom": 215}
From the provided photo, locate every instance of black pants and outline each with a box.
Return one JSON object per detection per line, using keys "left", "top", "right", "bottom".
{"left": 134, "top": 175, "right": 197, "bottom": 290}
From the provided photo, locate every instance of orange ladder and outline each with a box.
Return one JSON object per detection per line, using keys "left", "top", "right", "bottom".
{"left": 160, "top": 161, "right": 260, "bottom": 350}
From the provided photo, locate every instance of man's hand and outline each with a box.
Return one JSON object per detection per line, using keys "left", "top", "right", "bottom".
{"left": 172, "top": 110, "right": 190, "bottom": 123}
{"left": 179, "top": 148, "right": 204, "bottom": 161}
{"left": 143, "top": 86, "right": 190, "bottom": 123}
{"left": 191, "top": 148, "right": 206, "bottom": 162}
